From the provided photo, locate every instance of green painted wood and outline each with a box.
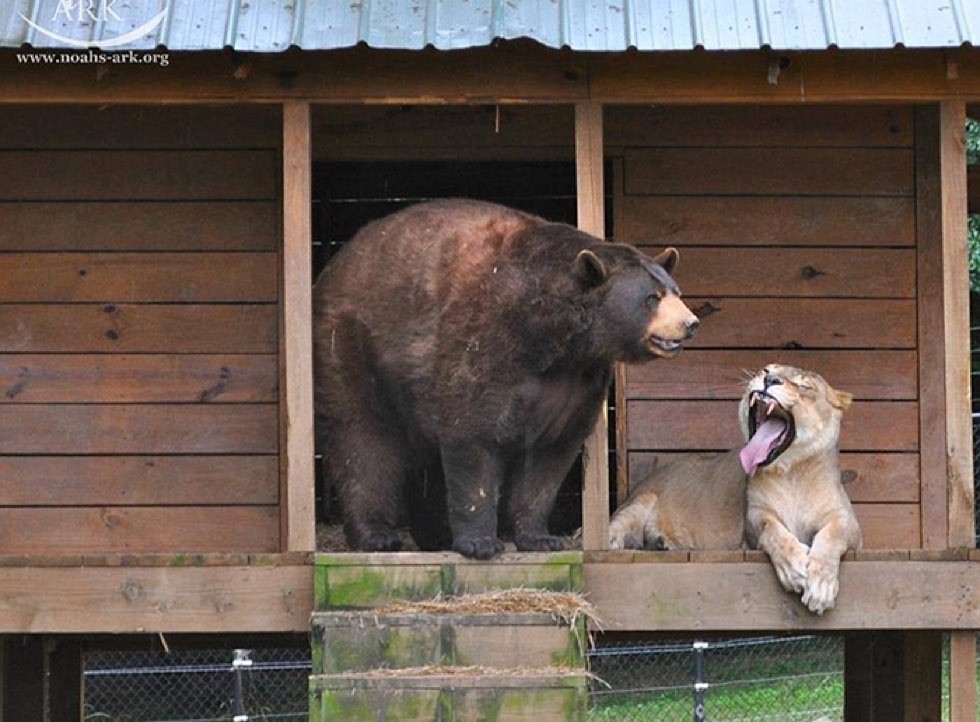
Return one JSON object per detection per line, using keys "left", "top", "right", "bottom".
{"left": 310, "top": 673, "right": 588, "bottom": 722}
{"left": 313, "top": 552, "right": 584, "bottom": 610}
{"left": 311, "top": 612, "right": 586, "bottom": 673}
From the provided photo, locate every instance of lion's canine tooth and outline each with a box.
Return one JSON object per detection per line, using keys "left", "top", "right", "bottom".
{"left": 767, "top": 400, "right": 776, "bottom": 415}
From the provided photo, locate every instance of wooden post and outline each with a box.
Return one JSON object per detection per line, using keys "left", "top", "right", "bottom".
{"left": 281, "top": 101, "right": 316, "bottom": 552}
{"left": 950, "top": 631, "right": 977, "bottom": 722}
{"left": 938, "top": 100, "right": 973, "bottom": 551}
{"left": 844, "top": 632, "right": 944, "bottom": 722}
{"left": 913, "top": 101, "right": 975, "bottom": 722}
{"left": 575, "top": 101, "right": 609, "bottom": 551}
{"left": 938, "top": 100, "right": 977, "bottom": 722}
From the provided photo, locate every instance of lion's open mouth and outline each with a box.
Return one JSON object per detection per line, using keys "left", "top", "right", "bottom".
{"left": 740, "top": 391, "right": 796, "bottom": 475}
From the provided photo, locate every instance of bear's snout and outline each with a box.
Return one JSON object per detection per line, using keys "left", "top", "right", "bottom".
{"left": 644, "top": 294, "right": 699, "bottom": 358}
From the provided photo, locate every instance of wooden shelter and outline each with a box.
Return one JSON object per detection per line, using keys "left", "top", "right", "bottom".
{"left": 1, "top": 1, "right": 980, "bottom": 717}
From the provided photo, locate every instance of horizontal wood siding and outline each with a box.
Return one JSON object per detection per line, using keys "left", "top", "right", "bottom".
{"left": 0, "top": 106, "right": 281, "bottom": 554}
{"left": 611, "top": 105, "right": 920, "bottom": 549}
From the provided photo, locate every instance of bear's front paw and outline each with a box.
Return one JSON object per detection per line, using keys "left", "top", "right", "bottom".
{"left": 453, "top": 536, "right": 506, "bottom": 560}
{"left": 514, "top": 534, "right": 567, "bottom": 553}
{"left": 351, "top": 528, "right": 403, "bottom": 552}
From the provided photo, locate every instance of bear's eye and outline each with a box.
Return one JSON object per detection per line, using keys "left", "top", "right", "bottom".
{"left": 645, "top": 292, "right": 662, "bottom": 306}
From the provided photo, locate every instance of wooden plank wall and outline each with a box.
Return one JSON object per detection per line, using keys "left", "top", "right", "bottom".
{"left": 608, "top": 105, "right": 921, "bottom": 549}
{"left": 0, "top": 106, "right": 283, "bottom": 554}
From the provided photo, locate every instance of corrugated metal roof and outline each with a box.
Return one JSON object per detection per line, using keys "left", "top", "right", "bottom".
{"left": 2, "top": 0, "right": 977, "bottom": 53}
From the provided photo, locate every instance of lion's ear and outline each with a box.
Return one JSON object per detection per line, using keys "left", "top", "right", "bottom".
{"left": 832, "top": 389, "right": 854, "bottom": 412}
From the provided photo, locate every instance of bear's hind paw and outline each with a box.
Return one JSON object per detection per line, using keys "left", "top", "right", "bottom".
{"left": 453, "top": 536, "right": 506, "bottom": 560}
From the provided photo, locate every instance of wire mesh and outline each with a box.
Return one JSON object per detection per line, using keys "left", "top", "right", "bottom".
{"left": 82, "top": 647, "right": 310, "bottom": 722}
{"left": 974, "top": 413, "right": 980, "bottom": 547}
{"left": 588, "top": 635, "right": 844, "bottom": 722}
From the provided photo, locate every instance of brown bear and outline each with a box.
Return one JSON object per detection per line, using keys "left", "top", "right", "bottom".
{"left": 313, "top": 198, "right": 699, "bottom": 559}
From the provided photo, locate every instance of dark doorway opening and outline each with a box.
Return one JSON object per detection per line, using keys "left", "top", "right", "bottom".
{"left": 311, "top": 160, "right": 613, "bottom": 544}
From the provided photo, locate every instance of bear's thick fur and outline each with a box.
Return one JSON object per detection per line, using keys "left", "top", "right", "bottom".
{"left": 313, "top": 199, "right": 698, "bottom": 559}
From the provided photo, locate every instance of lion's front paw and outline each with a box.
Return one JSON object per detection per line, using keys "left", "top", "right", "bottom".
{"left": 609, "top": 519, "right": 643, "bottom": 550}
{"left": 802, "top": 556, "right": 840, "bottom": 615}
{"left": 608, "top": 524, "right": 628, "bottom": 550}
{"left": 770, "top": 542, "right": 809, "bottom": 595}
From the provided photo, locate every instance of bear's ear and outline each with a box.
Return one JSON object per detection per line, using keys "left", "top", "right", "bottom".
{"left": 649, "top": 247, "right": 679, "bottom": 275}
{"left": 574, "top": 249, "right": 608, "bottom": 287}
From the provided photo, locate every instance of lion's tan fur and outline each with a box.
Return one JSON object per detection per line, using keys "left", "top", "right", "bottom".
{"left": 608, "top": 450, "right": 746, "bottom": 551}
{"left": 608, "top": 364, "right": 862, "bottom": 614}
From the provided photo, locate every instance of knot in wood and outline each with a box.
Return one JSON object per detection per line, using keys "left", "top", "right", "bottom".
{"left": 119, "top": 578, "right": 145, "bottom": 603}
{"left": 800, "top": 265, "right": 826, "bottom": 280}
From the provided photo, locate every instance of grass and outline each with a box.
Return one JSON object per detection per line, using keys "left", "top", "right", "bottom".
{"left": 590, "top": 674, "right": 843, "bottom": 722}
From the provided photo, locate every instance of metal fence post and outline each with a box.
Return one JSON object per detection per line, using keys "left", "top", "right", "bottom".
{"left": 232, "top": 648, "right": 253, "bottom": 722}
{"left": 693, "top": 640, "right": 708, "bottom": 722}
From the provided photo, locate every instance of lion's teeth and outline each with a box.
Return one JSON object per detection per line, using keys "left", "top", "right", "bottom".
{"left": 767, "top": 400, "right": 775, "bottom": 415}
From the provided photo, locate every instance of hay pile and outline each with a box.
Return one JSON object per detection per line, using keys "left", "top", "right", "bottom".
{"left": 372, "top": 588, "right": 600, "bottom": 630}
{"left": 331, "top": 664, "right": 588, "bottom": 679}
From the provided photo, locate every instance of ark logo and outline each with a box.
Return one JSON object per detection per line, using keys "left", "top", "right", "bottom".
{"left": 20, "top": 0, "right": 168, "bottom": 49}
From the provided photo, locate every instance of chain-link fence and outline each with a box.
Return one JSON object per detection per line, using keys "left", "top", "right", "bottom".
{"left": 974, "top": 413, "right": 980, "bottom": 547}
{"left": 83, "top": 647, "right": 310, "bottom": 722}
{"left": 588, "top": 635, "right": 844, "bottom": 722}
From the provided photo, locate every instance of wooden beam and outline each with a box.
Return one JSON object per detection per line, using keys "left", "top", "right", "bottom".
{"left": 575, "top": 102, "right": 608, "bottom": 552}
{"left": 7, "top": 47, "right": 980, "bottom": 104}
{"left": 903, "top": 631, "right": 943, "bottom": 722}
{"left": 0, "top": 563, "right": 313, "bottom": 634}
{"left": 949, "top": 631, "right": 977, "bottom": 722}
{"left": 938, "top": 101, "right": 974, "bottom": 549}
{"left": 916, "top": 105, "right": 950, "bottom": 549}
{"left": 0, "top": 44, "right": 589, "bottom": 104}
{"left": 584, "top": 559, "right": 980, "bottom": 631}
{"left": 591, "top": 48, "right": 980, "bottom": 104}
{"left": 282, "top": 101, "right": 316, "bottom": 552}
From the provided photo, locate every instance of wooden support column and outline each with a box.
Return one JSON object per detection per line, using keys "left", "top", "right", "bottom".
{"left": 938, "top": 100, "right": 977, "bottom": 722}
{"left": 844, "top": 632, "right": 943, "bottom": 722}
{"left": 575, "top": 102, "right": 609, "bottom": 551}
{"left": 913, "top": 101, "right": 975, "bottom": 722}
{"left": 281, "top": 101, "right": 316, "bottom": 552}
{"left": 937, "top": 100, "right": 974, "bottom": 551}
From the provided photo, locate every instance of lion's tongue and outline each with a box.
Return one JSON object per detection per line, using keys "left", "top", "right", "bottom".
{"left": 740, "top": 419, "right": 786, "bottom": 476}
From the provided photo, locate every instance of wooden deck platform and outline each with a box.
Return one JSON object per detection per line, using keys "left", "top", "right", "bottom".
{"left": 1, "top": 551, "right": 978, "bottom": 635}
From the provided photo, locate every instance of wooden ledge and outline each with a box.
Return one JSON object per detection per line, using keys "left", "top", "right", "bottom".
{"left": 583, "top": 547, "right": 978, "bottom": 564}
{"left": 584, "top": 556, "right": 980, "bottom": 632}
{"left": 0, "top": 552, "right": 315, "bottom": 568}
{"left": 0, "top": 555, "right": 314, "bottom": 634}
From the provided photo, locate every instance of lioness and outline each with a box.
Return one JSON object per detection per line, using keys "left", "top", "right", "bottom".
{"left": 609, "top": 364, "right": 862, "bottom": 614}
